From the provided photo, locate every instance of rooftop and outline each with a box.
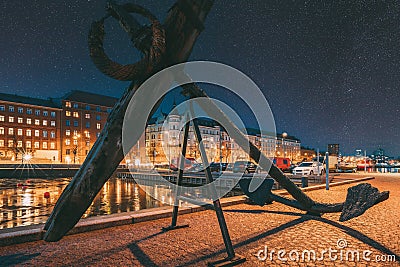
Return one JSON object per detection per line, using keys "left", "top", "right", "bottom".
{"left": 62, "top": 90, "right": 118, "bottom": 107}
{"left": 0, "top": 93, "right": 59, "bottom": 109}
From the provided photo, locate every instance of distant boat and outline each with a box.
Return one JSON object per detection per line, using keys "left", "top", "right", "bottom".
{"left": 357, "top": 159, "right": 373, "bottom": 170}
{"left": 375, "top": 159, "right": 390, "bottom": 168}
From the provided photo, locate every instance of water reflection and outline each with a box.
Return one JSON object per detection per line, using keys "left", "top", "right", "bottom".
{"left": 0, "top": 177, "right": 168, "bottom": 229}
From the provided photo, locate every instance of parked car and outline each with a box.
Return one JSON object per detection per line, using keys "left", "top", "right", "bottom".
{"left": 233, "top": 161, "right": 257, "bottom": 173}
{"left": 292, "top": 161, "right": 324, "bottom": 176}
{"left": 209, "top": 162, "right": 228, "bottom": 172}
{"left": 273, "top": 157, "right": 291, "bottom": 172}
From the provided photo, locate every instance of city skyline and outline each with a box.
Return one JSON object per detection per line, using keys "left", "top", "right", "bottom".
{"left": 1, "top": 1, "right": 399, "bottom": 156}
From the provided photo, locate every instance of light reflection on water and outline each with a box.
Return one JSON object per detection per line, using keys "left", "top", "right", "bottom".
{"left": 0, "top": 177, "right": 169, "bottom": 230}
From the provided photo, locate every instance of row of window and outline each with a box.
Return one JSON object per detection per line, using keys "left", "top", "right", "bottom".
{"left": 0, "top": 140, "right": 55, "bottom": 149}
{"left": 0, "top": 127, "right": 56, "bottom": 138}
{"left": 0, "top": 116, "right": 56, "bottom": 127}
{"left": 65, "top": 101, "right": 112, "bottom": 113}
{"left": 65, "top": 149, "right": 90, "bottom": 155}
{"left": 65, "top": 139, "right": 92, "bottom": 146}
{"left": 65, "top": 111, "right": 102, "bottom": 120}
{"left": 0, "top": 105, "right": 56, "bottom": 117}
{"left": 65, "top": 130, "right": 91, "bottom": 138}
{"left": 65, "top": 120, "right": 101, "bottom": 129}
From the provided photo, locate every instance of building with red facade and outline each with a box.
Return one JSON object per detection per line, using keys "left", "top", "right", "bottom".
{"left": 57, "top": 91, "right": 117, "bottom": 164}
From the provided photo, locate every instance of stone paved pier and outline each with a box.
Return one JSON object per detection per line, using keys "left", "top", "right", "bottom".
{"left": 0, "top": 174, "right": 399, "bottom": 266}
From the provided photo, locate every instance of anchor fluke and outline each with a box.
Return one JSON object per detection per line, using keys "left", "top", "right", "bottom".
{"left": 339, "top": 183, "right": 389, "bottom": 222}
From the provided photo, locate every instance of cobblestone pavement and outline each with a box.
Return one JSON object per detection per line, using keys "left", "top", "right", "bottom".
{"left": 1, "top": 174, "right": 399, "bottom": 266}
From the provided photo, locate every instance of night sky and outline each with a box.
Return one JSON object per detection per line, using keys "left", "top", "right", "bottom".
{"left": 1, "top": 1, "right": 399, "bottom": 156}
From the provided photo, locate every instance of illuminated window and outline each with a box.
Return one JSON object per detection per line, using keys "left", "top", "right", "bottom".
{"left": 35, "top": 119, "right": 40, "bottom": 125}
{"left": 27, "top": 118, "right": 32, "bottom": 124}
{"left": 18, "top": 117, "right": 23, "bottom": 123}
{"left": 65, "top": 101, "right": 71, "bottom": 108}
{"left": 85, "top": 113, "right": 90, "bottom": 119}
{"left": 8, "top": 140, "right": 13, "bottom": 147}
{"left": 73, "top": 112, "right": 79, "bottom": 118}
{"left": 66, "top": 111, "right": 71, "bottom": 116}
{"left": 73, "top": 139, "right": 78, "bottom": 145}
{"left": 50, "top": 142, "right": 55, "bottom": 149}
{"left": 17, "top": 129, "right": 22, "bottom": 136}
{"left": 96, "top": 123, "right": 101, "bottom": 130}
{"left": 34, "top": 130, "right": 39, "bottom": 137}
{"left": 27, "top": 108, "right": 32, "bottom": 115}
{"left": 18, "top": 107, "right": 23, "bottom": 113}
{"left": 73, "top": 130, "right": 78, "bottom": 136}
{"left": 34, "top": 142, "right": 39, "bottom": 148}
{"left": 9, "top": 117, "right": 14, "bottom": 123}
{"left": 9, "top": 106, "right": 14, "bottom": 112}
{"left": 26, "top": 129, "right": 31, "bottom": 136}
{"left": 0, "top": 116, "right": 4, "bottom": 122}
{"left": 35, "top": 110, "right": 40, "bottom": 116}
{"left": 43, "top": 120, "right": 47, "bottom": 126}
{"left": 17, "top": 141, "right": 22, "bottom": 147}
{"left": 43, "top": 142, "right": 47, "bottom": 149}
{"left": 65, "top": 139, "right": 70, "bottom": 145}
{"left": 66, "top": 149, "right": 70, "bottom": 155}
{"left": 43, "top": 111, "right": 48, "bottom": 116}
{"left": 85, "top": 132, "right": 90, "bottom": 138}
{"left": 51, "top": 121, "right": 56, "bottom": 127}
{"left": 66, "top": 130, "right": 70, "bottom": 136}
{"left": 85, "top": 140, "right": 90, "bottom": 146}
{"left": 8, "top": 128, "right": 14, "bottom": 135}
{"left": 26, "top": 141, "right": 31, "bottom": 148}
{"left": 0, "top": 140, "right": 4, "bottom": 147}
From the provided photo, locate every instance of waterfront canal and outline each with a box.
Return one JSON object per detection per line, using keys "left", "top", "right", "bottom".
{"left": 0, "top": 177, "right": 170, "bottom": 230}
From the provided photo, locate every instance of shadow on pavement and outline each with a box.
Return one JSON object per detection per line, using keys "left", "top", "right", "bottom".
{"left": 176, "top": 217, "right": 309, "bottom": 266}
{"left": 176, "top": 208, "right": 399, "bottom": 265}
{"left": 128, "top": 242, "right": 159, "bottom": 267}
{"left": 0, "top": 252, "right": 40, "bottom": 267}
{"left": 314, "top": 216, "right": 400, "bottom": 262}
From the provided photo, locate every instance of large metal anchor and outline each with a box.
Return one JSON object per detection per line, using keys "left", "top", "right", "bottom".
{"left": 44, "top": 0, "right": 389, "bottom": 266}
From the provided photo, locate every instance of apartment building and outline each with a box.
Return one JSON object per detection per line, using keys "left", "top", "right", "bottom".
{"left": 0, "top": 93, "right": 61, "bottom": 162}
{"left": 58, "top": 91, "right": 118, "bottom": 164}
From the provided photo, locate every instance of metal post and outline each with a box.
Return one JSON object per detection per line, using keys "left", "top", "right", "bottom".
{"left": 219, "top": 126, "right": 223, "bottom": 174}
{"left": 317, "top": 148, "right": 320, "bottom": 177}
{"left": 325, "top": 152, "right": 329, "bottom": 190}
{"left": 166, "top": 117, "right": 190, "bottom": 230}
{"left": 192, "top": 119, "right": 237, "bottom": 261}
{"left": 364, "top": 150, "right": 367, "bottom": 173}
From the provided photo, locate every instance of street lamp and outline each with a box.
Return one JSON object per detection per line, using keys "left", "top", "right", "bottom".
{"left": 282, "top": 132, "right": 287, "bottom": 158}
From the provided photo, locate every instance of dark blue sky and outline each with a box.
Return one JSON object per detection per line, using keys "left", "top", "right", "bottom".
{"left": 1, "top": 1, "right": 399, "bottom": 156}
